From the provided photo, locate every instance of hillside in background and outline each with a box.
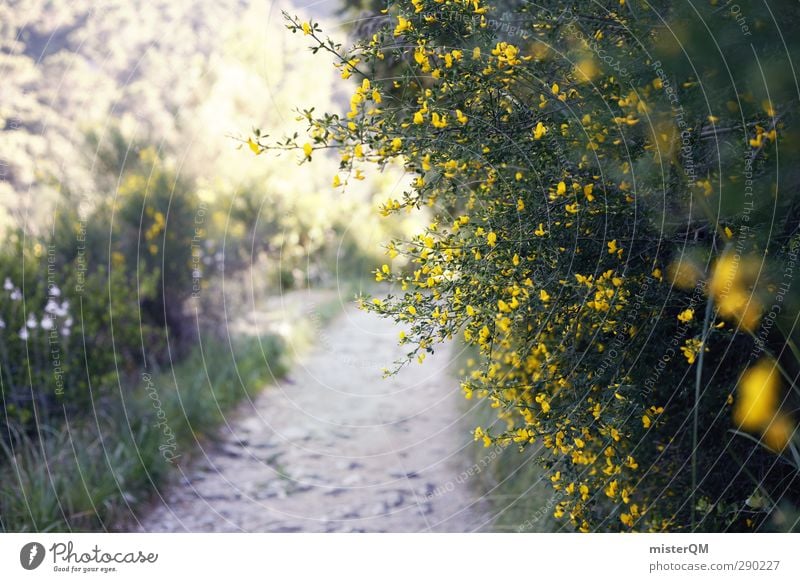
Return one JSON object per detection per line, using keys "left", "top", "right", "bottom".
{"left": 0, "top": 0, "right": 405, "bottom": 249}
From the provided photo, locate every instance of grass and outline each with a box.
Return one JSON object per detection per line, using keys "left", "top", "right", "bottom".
{"left": 0, "top": 292, "right": 346, "bottom": 532}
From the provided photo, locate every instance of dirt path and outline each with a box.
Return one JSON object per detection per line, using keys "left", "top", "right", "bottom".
{"left": 139, "top": 303, "right": 488, "bottom": 532}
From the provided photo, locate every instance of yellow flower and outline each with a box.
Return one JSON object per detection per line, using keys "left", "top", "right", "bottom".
{"left": 709, "top": 253, "right": 763, "bottom": 328}
{"left": 534, "top": 223, "right": 546, "bottom": 237}
{"left": 456, "top": 109, "right": 468, "bottom": 124}
{"left": 303, "top": 142, "right": 313, "bottom": 159}
{"left": 473, "top": 426, "right": 491, "bottom": 447}
{"left": 247, "top": 137, "right": 261, "bottom": 155}
{"left": 551, "top": 82, "right": 560, "bottom": 95}
{"left": 539, "top": 289, "right": 550, "bottom": 302}
{"left": 667, "top": 259, "right": 702, "bottom": 290}
{"left": 472, "top": 46, "right": 481, "bottom": 60}
{"left": 761, "top": 414, "right": 795, "bottom": 452}
{"left": 574, "top": 58, "right": 598, "bottom": 82}
{"left": 708, "top": 253, "right": 737, "bottom": 297}
{"left": 301, "top": 22, "right": 312, "bottom": 35}
{"left": 431, "top": 112, "right": 447, "bottom": 128}
{"left": 407, "top": 305, "right": 417, "bottom": 316}
{"left": 391, "top": 137, "right": 403, "bottom": 150}
{"left": 533, "top": 121, "right": 547, "bottom": 139}
{"left": 556, "top": 181, "right": 566, "bottom": 195}
{"left": 733, "top": 358, "right": 780, "bottom": 432}
{"left": 332, "top": 174, "right": 342, "bottom": 187}
{"left": 486, "top": 232, "right": 497, "bottom": 247}
{"left": 642, "top": 414, "right": 651, "bottom": 429}
{"left": 677, "top": 308, "right": 694, "bottom": 323}
{"left": 680, "top": 338, "right": 702, "bottom": 364}
{"left": 394, "top": 16, "right": 411, "bottom": 36}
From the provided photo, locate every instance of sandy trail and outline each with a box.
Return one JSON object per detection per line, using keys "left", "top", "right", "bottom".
{"left": 139, "top": 302, "right": 488, "bottom": 532}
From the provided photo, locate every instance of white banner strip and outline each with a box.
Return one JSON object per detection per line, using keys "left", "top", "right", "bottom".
{"left": 1, "top": 533, "right": 796, "bottom": 581}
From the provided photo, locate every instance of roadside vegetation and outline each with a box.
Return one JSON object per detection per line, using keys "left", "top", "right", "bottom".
{"left": 268, "top": 0, "right": 800, "bottom": 531}
{"left": 0, "top": 0, "right": 412, "bottom": 531}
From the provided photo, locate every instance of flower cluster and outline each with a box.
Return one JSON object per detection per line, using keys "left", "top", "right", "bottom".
{"left": 273, "top": 0, "right": 800, "bottom": 531}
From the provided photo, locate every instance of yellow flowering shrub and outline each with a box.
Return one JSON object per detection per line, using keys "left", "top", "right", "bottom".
{"left": 262, "top": 0, "right": 800, "bottom": 531}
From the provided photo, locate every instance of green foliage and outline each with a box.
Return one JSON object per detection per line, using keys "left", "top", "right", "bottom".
{"left": 0, "top": 331, "right": 286, "bottom": 532}
{"left": 275, "top": 0, "right": 800, "bottom": 532}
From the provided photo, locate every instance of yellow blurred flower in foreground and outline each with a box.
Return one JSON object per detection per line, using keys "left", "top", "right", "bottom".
{"left": 708, "top": 253, "right": 763, "bottom": 331}
{"left": 667, "top": 259, "right": 702, "bottom": 290}
{"left": 732, "top": 358, "right": 779, "bottom": 432}
{"left": 761, "top": 414, "right": 795, "bottom": 452}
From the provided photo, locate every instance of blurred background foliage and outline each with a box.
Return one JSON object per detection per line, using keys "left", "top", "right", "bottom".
{"left": 0, "top": 0, "right": 423, "bottom": 530}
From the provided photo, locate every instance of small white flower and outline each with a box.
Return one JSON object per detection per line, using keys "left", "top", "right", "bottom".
{"left": 26, "top": 314, "right": 37, "bottom": 329}
{"left": 48, "top": 285, "right": 61, "bottom": 297}
{"left": 4, "top": 277, "right": 13, "bottom": 290}
{"left": 0, "top": 318, "right": 5, "bottom": 328}
{"left": 18, "top": 328, "right": 29, "bottom": 341}
{"left": 64, "top": 317, "right": 73, "bottom": 328}
{"left": 10, "top": 289, "right": 21, "bottom": 301}
{"left": 45, "top": 299, "right": 59, "bottom": 314}
{"left": 41, "top": 317, "right": 54, "bottom": 330}
{"left": 60, "top": 327, "right": 71, "bottom": 337}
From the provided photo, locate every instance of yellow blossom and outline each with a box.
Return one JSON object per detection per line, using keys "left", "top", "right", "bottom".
{"left": 394, "top": 16, "right": 411, "bottom": 36}
{"left": 761, "top": 414, "right": 795, "bottom": 452}
{"left": 733, "top": 358, "right": 780, "bottom": 432}
{"left": 247, "top": 137, "right": 261, "bottom": 155}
